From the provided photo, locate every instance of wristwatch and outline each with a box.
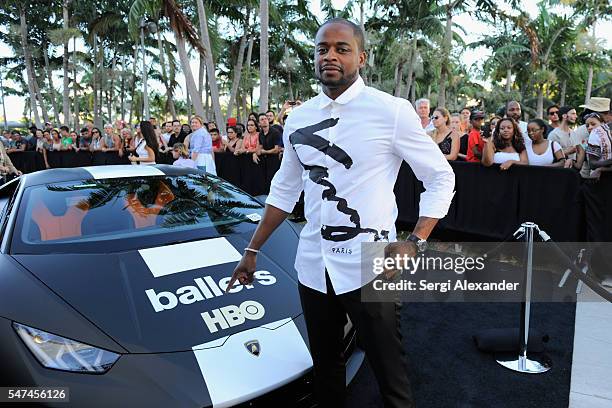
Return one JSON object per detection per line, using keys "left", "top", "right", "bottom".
{"left": 406, "top": 234, "right": 428, "bottom": 253}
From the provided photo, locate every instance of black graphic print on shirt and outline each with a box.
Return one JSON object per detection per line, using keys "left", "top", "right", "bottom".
{"left": 289, "top": 118, "right": 389, "bottom": 242}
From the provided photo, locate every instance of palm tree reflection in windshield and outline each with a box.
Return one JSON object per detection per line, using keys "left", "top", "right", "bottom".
{"left": 45, "top": 175, "right": 262, "bottom": 237}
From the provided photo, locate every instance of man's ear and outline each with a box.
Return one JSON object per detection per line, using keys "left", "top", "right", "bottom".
{"left": 358, "top": 51, "right": 367, "bottom": 69}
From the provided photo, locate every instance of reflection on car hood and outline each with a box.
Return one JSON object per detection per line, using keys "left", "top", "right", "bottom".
{"left": 13, "top": 235, "right": 302, "bottom": 353}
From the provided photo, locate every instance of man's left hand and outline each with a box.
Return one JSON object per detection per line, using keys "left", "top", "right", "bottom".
{"left": 382, "top": 241, "right": 418, "bottom": 280}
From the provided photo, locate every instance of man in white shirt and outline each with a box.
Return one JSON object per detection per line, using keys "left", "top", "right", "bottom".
{"left": 227, "top": 18, "right": 454, "bottom": 408}
{"left": 415, "top": 98, "right": 434, "bottom": 132}
{"left": 548, "top": 106, "right": 583, "bottom": 160}
{"left": 505, "top": 100, "right": 529, "bottom": 141}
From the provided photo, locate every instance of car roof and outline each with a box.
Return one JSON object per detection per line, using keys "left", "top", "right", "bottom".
{"left": 21, "top": 165, "right": 202, "bottom": 187}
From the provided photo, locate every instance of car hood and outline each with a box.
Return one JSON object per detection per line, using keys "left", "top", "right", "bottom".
{"left": 13, "top": 234, "right": 303, "bottom": 353}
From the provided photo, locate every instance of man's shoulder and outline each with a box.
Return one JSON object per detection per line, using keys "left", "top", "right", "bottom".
{"left": 362, "top": 85, "right": 408, "bottom": 109}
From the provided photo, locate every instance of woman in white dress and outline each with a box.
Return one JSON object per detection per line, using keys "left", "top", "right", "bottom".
{"left": 189, "top": 115, "right": 216, "bottom": 175}
{"left": 129, "top": 121, "right": 158, "bottom": 165}
{"left": 482, "top": 117, "right": 528, "bottom": 170}
{"left": 526, "top": 119, "right": 565, "bottom": 166}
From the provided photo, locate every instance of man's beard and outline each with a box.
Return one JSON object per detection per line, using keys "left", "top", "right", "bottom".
{"left": 316, "top": 68, "right": 358, "bottom": 88}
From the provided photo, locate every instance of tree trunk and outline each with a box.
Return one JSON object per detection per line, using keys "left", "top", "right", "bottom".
{"left": 128, "top": 45, "right": 138, "bottom": 126}
{"left": 438, "top": 5, "right": 453, "bottom": 109}
{"left": 73, "top": 36, "right": 79, "bottom": 129}
{"left": 227, "top": 33, "right": 248, "bottom": 120}
{"left": 393, "top": 62, "right": 403, "bottom": 97}
{"left": 585, "top": 66, "right": 593, "bottom": 104}
{"left": 288, "top": 71, "right": 294, "bottom": 100}
{"left": 120, "top": 56, "right": 126, "bottom": 121}
{"left": 109, "top": 54, "right": 116, "bottom": 123}
{"left": 0, "top": 75, "right": 7, "bottom": 130}
{"left": 93, "top": 35, "right": 99, "bottom": 127}
{"left": 196, "top": 0, "right": 223, "bottom": 125}
{"left": 19, "top": 7, "right": 42, "bottom": 128}
{"left": 98, "top": 47, "right": 104, "bottom": 125}
{"left": 505, "top": 68, "right": 512, "bottom": 93}
{"left": 426, "top": 84, "right": 431, "bottom": 102}
{"left": 62, "top": 0, "right": 71, "bottom": 126}
{"left": 404, "top": 35, "right": 417, "bottom": 100}
{"left": 258, "top": 0, "right": 269, "bottom": 111}
{"left": 536, "top": 86, "right": 544, "bottom": 119}
{"left": 198, "top": 54, "right": 205, "bottom": 101}
{"left": 175, "top": 32, "right": 205, "bottom": 118}
{"left": 410, "top": 74, "right": 416, "bottom": 103}
{"left": 560, "top": 79, "right": 566, "bottom": 106}
{"left": 32, "top": 71, "right": 51, "bottom": 124}
{"left": 43, "top": 41, "right": 61, "bottom": 122}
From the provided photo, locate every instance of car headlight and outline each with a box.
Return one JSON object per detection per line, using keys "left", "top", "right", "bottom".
{"left": 13, "top": 322, "right": 120, "bottom": 373}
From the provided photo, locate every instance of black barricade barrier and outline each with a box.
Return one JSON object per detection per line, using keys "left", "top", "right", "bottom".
{"left": 7, "top": 150, "right": 609, "bottom": 243}
{"left": 7, "top": 151, "right": 38, "bottom": 173}
{"left": 215, "top": 152, "right": 242, "bottom": 186}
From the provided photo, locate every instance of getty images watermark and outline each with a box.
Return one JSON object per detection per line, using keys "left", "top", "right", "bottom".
{"left": 359, "top": 242, "right": 594, "bottom": 303}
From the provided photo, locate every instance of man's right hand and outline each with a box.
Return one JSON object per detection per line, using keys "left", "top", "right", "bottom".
{"left": 226, "top": 252, "right": 257, "bottom": 293}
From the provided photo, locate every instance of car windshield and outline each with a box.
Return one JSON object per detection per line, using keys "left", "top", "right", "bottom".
{"left": 11, "top": 174, "right": 263, "bottom": 254}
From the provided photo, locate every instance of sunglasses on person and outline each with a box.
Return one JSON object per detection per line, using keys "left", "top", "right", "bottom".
{"left": 527, "top": 127, "right": 543, "bottom": 134}
{"left": 431, "top": 115, "right": 440, "bottom": 120}
{"left": 92, "top": 131, "right": 100, "bottom": 134}
{"left": 548, "top": 110, "right": 559, "bottom": 116}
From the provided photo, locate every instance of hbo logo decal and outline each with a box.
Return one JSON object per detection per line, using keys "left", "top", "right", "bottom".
{"left": 201, "top": 301, "right": 265, "bottom": 333}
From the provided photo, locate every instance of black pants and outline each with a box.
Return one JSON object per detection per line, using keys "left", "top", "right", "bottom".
{"left": 298, "top": 273, "right": 415, "bottom": 408}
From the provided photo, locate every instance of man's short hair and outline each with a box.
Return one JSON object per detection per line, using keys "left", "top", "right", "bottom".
{"left": 258, "top": 113, "right": 268, "bottom": 119}
{"left": 546, "top": 104, "right": 559, "bottom": 114}
{"left": 415, "top": 98, "right": 430, "bottom": 108}
{"left": 80, "top": 127, "right": 89, "bottom": 133}
{"left": 559, "top": 105, "right": 574, "bottom": 119}
{"left": 59, "top": 125, "right": 70, "bottom": 132}
{"left": 172, "top": 120, "right": 180, "bottom": 125}
{"left": 209, "top": 128, "right": 219, "bottom": 134}
{"left": 266, "top": 110, "right": 275, "bottom": 115}
{"left": 318, "top": 18, "right": 365, "bottom": 52}
{"left": 505, "top": 100, "right": 520, "bottom": 111}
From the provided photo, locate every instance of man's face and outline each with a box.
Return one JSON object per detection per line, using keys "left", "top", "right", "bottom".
{"left": 564, "top": 109, "right": 577, "bottom": 125}
{"left": 266, "top": 112, "right": 275, "bottom": 123}
{"left": 104, "top": 127, "right": 113, "bottom": 135}
{"left": 81, "top": 131, "right": 89, "bottom": 139}
{"left": 460, "top": 109, "right": 471, "bottom": 120}
{"left": 314, "top": 23, "right": 365, "bottom": 88}
{"left": 172, "top": 121, "right": 181, "bottom": 133}
{"left": 604, "top": 111, "right": 612, "bottom": 123}
{"left": 165, "top": 123, "right": 172, "bottom": 133}
{"left": 61, "top": 129, "right": 69, "bottom": 137}
{"left": 506, "top": 102, "right": 521, "bottom": 121}
{"left": 258, "top": 115, "right": 269, "bottom": 129}
{"left": 416, "top": 102, "right": 430, "bottom": 119}
{"left": 547, "top": 107, "right": 559, "bottom": 124}
{"left": 150, "top": 118, "right": 157, "bottom": 126}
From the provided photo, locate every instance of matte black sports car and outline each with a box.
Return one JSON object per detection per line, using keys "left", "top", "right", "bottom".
{"left": 0, "top": 165, "right": 363, "bottom": 407}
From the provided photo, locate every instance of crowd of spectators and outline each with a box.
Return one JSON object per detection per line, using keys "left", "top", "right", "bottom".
{"left": 0, "top": 100, "right": 299, "bottom": 181}
{"left": 2, "top": 96, "right": 610, "bottom": 183}
{"left": 418, "top": 97, "right": 612, "bottom": 179}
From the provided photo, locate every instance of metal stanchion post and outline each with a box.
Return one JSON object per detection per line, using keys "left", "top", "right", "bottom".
{"left": 496, "top": 222, "right": 552, "bottom": 374}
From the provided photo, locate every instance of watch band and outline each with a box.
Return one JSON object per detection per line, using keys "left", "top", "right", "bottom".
{"left": 406, "top": 234, "right": 427, "bottom": 253}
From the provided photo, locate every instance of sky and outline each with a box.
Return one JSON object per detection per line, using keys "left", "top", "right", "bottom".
{"left": 0, "top": 0, "right": 610, "bottom": 123}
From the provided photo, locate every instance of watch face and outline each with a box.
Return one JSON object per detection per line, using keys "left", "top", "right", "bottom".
{"left": 417, "top": 240, "right": 428, "bottom": 252}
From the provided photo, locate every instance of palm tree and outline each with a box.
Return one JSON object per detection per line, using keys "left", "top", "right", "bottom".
{"left": 259, "top": 0, "right": 269, "bottom": 112}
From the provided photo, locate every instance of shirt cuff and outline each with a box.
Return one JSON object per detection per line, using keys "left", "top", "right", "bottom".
{"left": 264, "top": 194, "right": 297, "bottom": 214}
{"left": 418, "top": 190, "right": 455, "bottom": 219}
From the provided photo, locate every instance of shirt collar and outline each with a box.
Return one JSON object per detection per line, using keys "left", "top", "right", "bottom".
{"left": 318, "top": 76, "right": 365, "bottom": 109}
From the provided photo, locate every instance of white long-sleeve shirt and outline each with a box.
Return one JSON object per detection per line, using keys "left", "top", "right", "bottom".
{"left": 265, "top": 76, "right": 455, "bottom": 294}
